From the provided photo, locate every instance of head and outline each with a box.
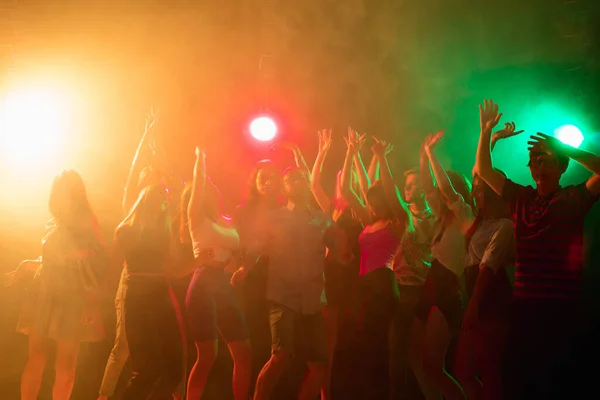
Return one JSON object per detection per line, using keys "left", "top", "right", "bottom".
{"left": 366, "top": 180, "right": 394, "bottom": 221}
{"left": 49, "top": 169, "right": 99, "bottom": 233}
{"left": 528, "top": 151, "right": 569, "bottom": 190}
{"left": 282, "top": 167, "right": 310, "bottom": 202}
{"left": 120, "top": 183, "right": 173, "bottom": 234}
{"left": 247, "top": 159, "right": 280, "bottom": 203}
{"left": 472, "top": 169, "right": 509, "bottom": 216}
{"left": 404, "top": 168, "right": 424, "bottom": 205}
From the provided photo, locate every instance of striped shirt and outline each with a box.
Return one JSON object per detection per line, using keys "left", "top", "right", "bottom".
{"left": 502, "top": 179, "right": 598, "bottom": 299}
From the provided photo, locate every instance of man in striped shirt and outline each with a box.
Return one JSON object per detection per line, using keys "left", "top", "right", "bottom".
{"left": 474, "top": 100, "right": 600, "bottom": 399}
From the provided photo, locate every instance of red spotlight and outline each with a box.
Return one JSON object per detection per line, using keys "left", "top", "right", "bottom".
{"left": 249, "top": 116, "right": 277, "bottom": 142}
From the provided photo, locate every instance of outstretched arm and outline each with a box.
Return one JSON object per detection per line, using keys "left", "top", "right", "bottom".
{"left": 188, "top": 148, "right": 207, "bottom": 231}
{"left": 122, "top": 111, "right": 158, "bottom": 213}
{"left": 351, "top": 129, "right": 371, "bottom": 197}
{"left": 474, "top": 100, "right": 508, "bottom": 196}
{"left": 372, "top": 137, "right": 409, "bottom": 226}
{"left": 273, "top": 141, "right": 311, "bottom": 180}
{"left": 311, "top": 129, "right": 333, "bottom": 213}
{"left": 423, "top": 130, "right": 461, "bottom": 204}
{"left": 341, "top": 134, "right": 370, "bottom": 224}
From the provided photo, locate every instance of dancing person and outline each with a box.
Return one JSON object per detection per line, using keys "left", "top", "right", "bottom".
{"left": 232, "top": 165, "right": 350, "bottom": 400}
{"left": 474, "top": 100, "right": 600, "bottom": 399}
{"left": 233, "top": 159, "right": 282, "bottom": 396}
{"left": 452, "top": 122, "right": 522, "bottom": 400}
{"left": 453, "top": 171, "right": 514, "bottom": 400}
{"left": 111, "top": 184, "right": 186, "bottom": 399}
{"left": 411, "top": 130, "right": 475, "bottom": 400}
{"left": 5, "top": 170, "right": 107, "bottom": 400}
{"left": 337, "top": 132, "right": 409, "bottom": 399}
{"left": 311, "top": 129, "right": 363, "bottom": 400}
{"left": 389, "top": 167, "right": 436, "bottom": 400}
{"left": 99, "top": 109, "right": 189, "bottom": 400}
{"left": 185, "top": 148, "right": 252, "bottom": 400}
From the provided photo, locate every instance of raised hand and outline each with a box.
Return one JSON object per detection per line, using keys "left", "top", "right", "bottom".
{"left": 317, "top": 129, "right": 332, "bottom": 153}
{"left": 371, "top": 136, "right": 391, "bottom": 156}
{"left": 145, "top": 106, "right": 160, "bottom": 132}
{"left": 479, "top": 99, "right": 502, "bottom": 133}
{"left": 344, "top": 127, "right": 358, "bottom": 152}
{"left": 493, "top": 122, "right": 524, "bottom": 142}
{"left": 195, "top": 146, "right": 206, "bottom": 159}
{"left": 527, "top": 132, "right": 568, "bottom": 156}
{"left": 423, "top": 130, "right": 445, "bottom": 152}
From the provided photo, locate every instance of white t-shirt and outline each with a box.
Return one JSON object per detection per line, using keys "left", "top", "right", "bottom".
{"left": 426, "top": 190, "right": 475, "bottom": 277}
{"left": 190, "top": 218, "right": 240, "bottom": 262}
{"left": 467, "top": 218, "right": 515, "bottom": 272}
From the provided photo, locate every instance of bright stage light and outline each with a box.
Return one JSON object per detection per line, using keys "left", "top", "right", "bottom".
{"left": 554, "top": 124, "right": 584, "bottom": 148}
{"left": 249, "top": 116, "right": 277, "bottom": 142}
{"left": 0, "top": 84, "right": 71, "bottom": 167}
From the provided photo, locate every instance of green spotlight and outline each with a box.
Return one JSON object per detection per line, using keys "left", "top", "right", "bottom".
{"left": 554, "top": 124, "right": 584, "bottom": 148}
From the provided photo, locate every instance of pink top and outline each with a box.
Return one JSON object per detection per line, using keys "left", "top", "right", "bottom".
{"left": 358, "top": 226, "right": 400, "bottom": 276}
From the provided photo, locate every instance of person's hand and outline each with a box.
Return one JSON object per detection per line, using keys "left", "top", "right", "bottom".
{"left": 479, "top": 99, "right": 502, "bottom": 133}
{"left": 462, "top": 302, "right": 479, "bottom": 331}
{"left": 385, "top": 141, "right": 394, "bottom": 156}
{"left": 144, "top": 106, "right": 160, "bottom": 133}
{"left": 423, "top": 130, "right": 445, "bottom": 153}
{"left": 230, "top": 267, "right": 249, "bottom": 287}
{"left": 3, "top": 261, "right": 36, "bottom": 287}
{"left": 317, "top": 129, "right": 332, "bottom": 154}
{"left": 346, "top": 127, "right": 367, "bottom": 151}
{"left": 527, "top": 132, "right": 570, "bottom": 156}
{"left": 195, "top": 146, "right": 206, "bottom": 159}
{"left": 344, "top": 128, "right": 359, "bottom": 154}
{"left": 371, "top": 136, "right": 392, "bottom": 157}
{"left": 492, "top": 122, "right": 524, "bottom": 143}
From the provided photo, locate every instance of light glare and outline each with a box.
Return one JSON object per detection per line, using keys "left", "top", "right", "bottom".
{"left": 554, "top": 124, "right": 584, "bottom": 149}
{"left": 249, "top": 116, "right": 277, "bottom": 142}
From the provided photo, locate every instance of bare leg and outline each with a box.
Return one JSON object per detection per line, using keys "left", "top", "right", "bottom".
{"left": 186, "top": 340, "right": 217, "bottom": 400}
{"left": 299, "top": 362, "right": 328, "bottom": 400}
{"left": 253, "top": 351, "right": 292, "bottom": 400}
{"left": 227, "top": 339, "right": 252, "bottom": 400}
{"left": 321, "top": 306, "right": 338, "bottom": 400}
{"left": 408, "top": 317, "right": 441, "bottom": 400}
{"left": 454, "top": 329, "right": 482, "bottom": 400}
{"left": 53, "top": 339, "right": 81, "bottom": 400}
{"left": 21, "top": 332, "right": 49, "bottom": 400}
{"left": 422, "top": 307, "right": 466, "bottom": 400}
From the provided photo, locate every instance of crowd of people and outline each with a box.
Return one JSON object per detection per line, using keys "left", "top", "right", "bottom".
{"left": 4, "top": 99, "right": 600, "bottom": 400}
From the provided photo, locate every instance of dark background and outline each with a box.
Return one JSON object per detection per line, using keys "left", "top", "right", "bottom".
{"left": 1, "top": 1, "right": 600, "bottom": 399}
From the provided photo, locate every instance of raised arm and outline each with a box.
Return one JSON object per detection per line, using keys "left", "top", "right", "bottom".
{"left": 474, "top": 100, "right": 508, "bottom": 196}
{"left": 311, "top": 129, "right": 333, "bottom": 213}
{"left": 122, "top": 111, "right": 158, "bottom": 213}
{"left": 351, "top": 129, "right": 371, "bottom": 197}
{"left": 372, "top": 137, "right": 409, "bottom": 224}
{"left": 188, "top": 147, "right": 207, "bottom": 231}
{"left": 423, "top": 130, "right": 460, "bottom": 204}
{"left": 273, "top": 141, "right": 311, "bottom": 180}
{"left": 367, "top": 152, "right": 380, "bottom": 183}
{"left": 528, "top": 133, "right": 600, "bottom": 195}
{"left": 341, "top": 134, "right": 370, "bottom": 224}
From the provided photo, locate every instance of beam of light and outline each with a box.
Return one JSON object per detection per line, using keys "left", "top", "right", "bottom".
{"left": 0, "top": 84, "right": 71, "bottom": 167}
{"left": 249, "top": 116, "right": 277, "bottom": 142}
{"left": 554, "top": 124, "right": 584, "bottom": 148}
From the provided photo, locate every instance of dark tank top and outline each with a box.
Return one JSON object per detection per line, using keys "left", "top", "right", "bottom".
{"left": 123, "top": 228, "right": 170, "bottom": 274}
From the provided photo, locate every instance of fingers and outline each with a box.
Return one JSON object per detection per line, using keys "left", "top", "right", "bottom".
{"left": 536, "top": 132, "right": 550, "bottom": 138}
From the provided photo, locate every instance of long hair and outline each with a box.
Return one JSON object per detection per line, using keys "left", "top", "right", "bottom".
{"left": 244, "top": 159, "right": 280, "bottom": 209}
{"left": 116, "top": 184, "right": 173, "bottom": 246}
{"left": 446, "top": 170, "right": 473, "bottom": 209}
{"left": 48, "top": 169, "right": 101, "bottom": 239}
